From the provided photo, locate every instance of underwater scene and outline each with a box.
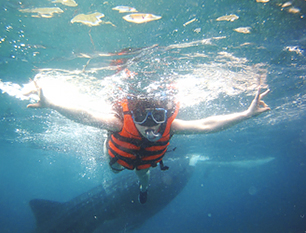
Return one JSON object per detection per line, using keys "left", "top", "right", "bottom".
{"left": 0, "top": 0, "right": 306, "bottom": 232}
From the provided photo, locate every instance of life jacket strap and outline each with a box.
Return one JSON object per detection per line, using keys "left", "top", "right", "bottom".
{"left": 109, "top": 157, "right": 125, "bottom": 172}
{"left": 159, "top": 160, "right": 169, "bottom": 171}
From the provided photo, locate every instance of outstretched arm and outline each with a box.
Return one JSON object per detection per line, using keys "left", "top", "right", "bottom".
{"left": 26, "top": 83, "right": 122, "bottom": 132}
{"left": 171, "top": 88, "right": 270, "bottom": 134}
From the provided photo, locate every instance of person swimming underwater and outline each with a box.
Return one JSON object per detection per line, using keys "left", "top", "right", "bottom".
{"left": 27, "top": 82, "right": 270, "bottom": 204}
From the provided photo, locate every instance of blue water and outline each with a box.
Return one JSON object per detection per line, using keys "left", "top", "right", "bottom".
{"left": 1, "top": 0, "right": 306, "bottom": 232}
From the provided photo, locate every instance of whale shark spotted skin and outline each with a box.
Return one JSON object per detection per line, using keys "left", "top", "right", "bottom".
{"left": 30, "top": 156, "right": 274, "bottom": 233}
{"left": 30, "top": 157, "right": 194, "bottom": 233}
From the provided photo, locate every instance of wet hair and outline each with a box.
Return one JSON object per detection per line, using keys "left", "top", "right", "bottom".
{"left": 127, "top": 94, "right": 176, "bottom": 119}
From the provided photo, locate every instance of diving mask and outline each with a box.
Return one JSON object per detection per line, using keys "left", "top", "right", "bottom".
{"left": 132, "top": 108, "right": 167, "bottom": 126}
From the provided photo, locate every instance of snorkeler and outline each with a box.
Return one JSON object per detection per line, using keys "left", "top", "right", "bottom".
{"left": 27, "top": 83, "right": 270, "bottom": 204}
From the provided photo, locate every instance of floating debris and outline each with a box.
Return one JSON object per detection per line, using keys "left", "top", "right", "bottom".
{"left": 288, "top": 7, "right": 300, "bottom": 14}
{"left": 71, "top": 12, "right": 106, "bottom": 26}
{"left": 123, "top": 13, "right": 161, "bottom": 24}
{"left": 112, "top": 6, "right": 137, "bottom": 13}
{"left": 240, "top": 42, "right": 253, "bottom": 46}
{"left": 216, "top": 14, "right": 239, "bottom": 22}
{"left": 51, "top": 0, "right": 78, "bottom": 7}
{"left": 19, "top": 7, "right": 63, "bottom": 18}
{"left": 183, "top": 18, "right": 197, "bottom": 26}
{"left": 194, "top": 28, "right": 201, "bottom": 33}
{"left": 284, "top": 46, "right": 303, "bottom": 55}
{"left": 281, "top": 2, "right": 292, "bottom": 8}
{"left": 78, "top": 53, "right": 92, "bottom": 59}
{"left": 256, "top": 0, "right": 269, "bottom": 2}
{"left": 234, "top": 27, "right": 251, "bottom": 34}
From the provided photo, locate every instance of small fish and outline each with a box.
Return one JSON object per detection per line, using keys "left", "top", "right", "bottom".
{"left": 216, "top": 14, "right": 239, "bottom": 22}
{"left": 112, "top": 6, "right": 137, "bottom": 13}
{"left": 19, "top": 7, "right": 64, "bottom": 18}
{"left": 288, "top": 7, "right": 300, "bottom": 14}
{"left": 194, "top": 28, "right": 201, "bottom": 33}
{"left": 284, "top": 46, "right": 303, "bottom": 55}
{"left": 183, "top": 18, "right": 197, "bottom": 27}
{"left": 71, "top": 12, "right": 105, "bottom": 26}
{"left": 78, "top": 53, "right": 92, "bottom": 59}
{"left": 123, "top": 13, "right": 161, "bottom": 24}
{"left": 234, "top": 27, "right": 251, "bottom": 34}
{"left": 51, "top": 0, "right": 78, "bottom": 7}
{"left": 281, "top": 2, "right": 292, "bottom": 8}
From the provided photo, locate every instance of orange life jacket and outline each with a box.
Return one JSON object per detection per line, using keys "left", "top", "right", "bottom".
{"left": 108, "top": 99, "right": 179, "bottom": 170}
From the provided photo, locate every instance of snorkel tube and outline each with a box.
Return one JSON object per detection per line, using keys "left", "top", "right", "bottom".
{"left": 145, "top": 129, "right": 162, "bottom": 142}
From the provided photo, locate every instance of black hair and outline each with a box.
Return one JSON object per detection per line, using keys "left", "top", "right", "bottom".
{"left": 111, "top": 94, "right": 177, "bottom": 121}
{"left": 127, "top": 94, "right": 176, "bottom": 119}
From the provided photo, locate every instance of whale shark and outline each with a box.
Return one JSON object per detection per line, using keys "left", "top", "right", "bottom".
{"left": 190, "top": 155, "right": 275, "bottom": 168}
{"left": 29, "top": 155, "right": 274, "bottom": 233}
{"left": 30, "top": 156, "right": 194, "bottom": 233}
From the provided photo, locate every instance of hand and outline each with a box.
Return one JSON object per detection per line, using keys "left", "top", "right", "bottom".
{"left": 25, "top": 81, "right": 50, "bottom": 108}
{"left": 247, "top": 88, "right": 270, "bottom": 117}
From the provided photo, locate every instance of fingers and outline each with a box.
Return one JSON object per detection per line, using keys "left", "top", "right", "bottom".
{"left": 23, "top": 89, "right": 38, "bottom": 97}
{"left": 255, "top": 88, "right": 271, "bottom": 113}
{"left": 259, "top": 89, "right": 270, "bottom": 99}
{"left": 27, "top": 102, "right": 41, "bottom": 108}
{"left": 23, "top": 80, "right": 40, "bottom": 96}
{"left": 259, "top": 100, "right": 270, "bottom": 109}
{"left": 258, "top": 100, "right": 270, "bottom": 113}
{"left": 255, "top": 88, "right": 270, "bottom": 103}
{"left": 254, "top": 88, "right": 261, "bottom": 102}
{"left": 260, "top": 106, "right": 270, "bottom": 113}
{"left": 33, "top": 80, "right": 39, "bottom": 89}
{"left": 259, "top": 100, "right": 267, "bottom": 108}
{"left": 24, "top": 80, "right": 45, "bottom": 109}
{"left": 37, "top": 87, "right": 43, "bottom": 98}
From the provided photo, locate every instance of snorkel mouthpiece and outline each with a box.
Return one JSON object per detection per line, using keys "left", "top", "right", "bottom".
{"left": 145, "top": 129, "right": 162, "bottom": 142}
